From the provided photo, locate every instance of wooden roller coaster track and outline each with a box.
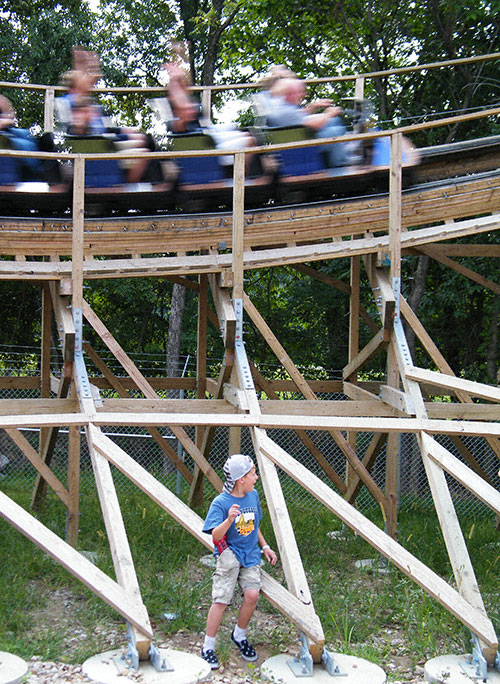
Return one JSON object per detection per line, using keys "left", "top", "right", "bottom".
{"left": 1, "top": 55, "right": 500, "bottom": 669}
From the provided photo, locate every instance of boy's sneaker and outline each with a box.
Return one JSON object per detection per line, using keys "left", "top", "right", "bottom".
{"left": 230, "top": 631, "right": 258, "bottom": 662}
{"left": 201, "top": 647, "right": 219, "bottom": 669}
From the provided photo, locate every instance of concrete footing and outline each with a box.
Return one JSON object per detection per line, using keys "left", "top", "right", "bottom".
{"left": 425, "top": 654, "right": 500, "bottom": 682}
{"left": 0, "top": 652, "right": 28, "bottom": 684}
{"left": 82, "top": 648, "right": 211, "bottom": 684}
{"left": 261, "top": 653, "right": 386, "bottom": 683}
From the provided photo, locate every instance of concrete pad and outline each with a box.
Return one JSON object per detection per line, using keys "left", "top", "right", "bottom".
{"left": 425, "top": 654, "right": 500, "bottom": 682}
{"left": 0, "top": 652, "right": 28, "bottom": 684}
{"left": 82, "top": 648, "right": 211, "bottom": 684}
{"left": 261, "top": 653, "right": 386, "bottom": 683}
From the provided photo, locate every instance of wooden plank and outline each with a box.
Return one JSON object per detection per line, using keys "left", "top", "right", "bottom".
{"left": 49, "top": 282, "right": 75, "bottom": 364}
{"left": 389, "top": 131, "right": 402, "bottom": 280}
{"left": 253, "top": 428, "right": 325, "bottom": 658}
{"left": 208, "top": 274, "right": 236, "bottom": 349}
{"left": 345, "top": 432, "right": 387, "bottom": 503}
{"left": 82, "top": 301, "right": 221, "bottom": 489}
{"left": 67, "top": 425, "right": 80, "bottom": 548}
{"left": 83, "top": 343, "right": 193, "bottom": 484}
{"left": 343, "top": 328, "right": 390, "bottom": 380}
{"left": 5, "top": 427, "right": 69, "bottom": 507}
{"left": 87, "top": 427, "right": 152, "bottom": 658}
{"left": 87, "top": 424, "right": 324, "bottom": 643}
{"left": 406, "top": 365, "right": 500, "bottom": 403}
{"left": 232, "top": 152, "right": 245, "bottom": 300}
{"left": 223, "top": 383, "right": 249, "bottom": 411}
{"left": 379, "top": 384, "right": 415, "bottom": 415}
{"left": 0, "top": 489, "right": 154, "bottom": 639}
{"left": 4, "top": 210, "right": 500, "bottom": 280}
{"left": 422, "top": 433, "right": 500, "bottom": 516}
{"left": 419, "top": 245, "right": 500, "bottom": 296}
{"left": 258, "top": 432, "right": 498, "bottom": 652}
{"left": 72, "top": 156, "right": 85, "bottom": 311}
{"left": 243, "top": 291, "right": 317, "bottom": 400}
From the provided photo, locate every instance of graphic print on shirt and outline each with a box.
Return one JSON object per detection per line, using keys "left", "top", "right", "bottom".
{"left": 234, "top": 510, "right": 256, "bottom": 537}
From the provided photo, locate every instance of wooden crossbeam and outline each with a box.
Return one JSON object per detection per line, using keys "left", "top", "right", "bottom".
{"left": 82, "top": 301, "right": 223, "bottom": 491}
{"left": 0, "top": 489, "right": 153, "bottom": 639}
{"left": 87, "top": 427, "right": 153, "bottom": 657}
{"left": 258, "top": 432, "right": 498, "bottom": 652}
{"left": 87, "top": 423, "right": 324, "bottom": 644}
{"left": 83, "top": 343, "right": 193, "bottom": 484}
{"left": 343, "top": 328, "right": 390, "bottom": 380}
{"left": 405, "top": 365, "right": 500, "bottom": 403}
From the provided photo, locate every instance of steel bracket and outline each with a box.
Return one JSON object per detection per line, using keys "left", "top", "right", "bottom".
{"left": 459, "top": 634, "right": 500, "bottom": 680}
{"left": 288, "top": 634, "right": 346, "bottom": 677}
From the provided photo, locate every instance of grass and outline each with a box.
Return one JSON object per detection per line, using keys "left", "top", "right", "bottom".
{"left": 1, "top": 477, "right": 499, "bottom": 680}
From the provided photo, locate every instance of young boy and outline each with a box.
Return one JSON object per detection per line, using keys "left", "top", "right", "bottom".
{"left": 201, "top": 453, "right": 277, "bottom": 669}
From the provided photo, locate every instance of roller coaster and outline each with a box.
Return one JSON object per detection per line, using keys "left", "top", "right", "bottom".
{"left": 1, "top": 53, "right": 500, "bottom": 680}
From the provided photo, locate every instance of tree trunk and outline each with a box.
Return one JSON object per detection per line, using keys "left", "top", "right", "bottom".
{"left": 405, "top": 254, "right": 429, "bottom": 362}
{"left": 166, "top": 282, "right": 187, "bottom": 388}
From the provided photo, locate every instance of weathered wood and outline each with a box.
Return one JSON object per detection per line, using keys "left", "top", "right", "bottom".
{"left": 87, "top": 427, "right": 152, "bottom": 658}
{"left": 67, "top": 425, "right": 80, "bottom": 548}
{"left": 406, "top": 365, "right": 500, "bottom": 402}
{"left": 83, "top": 343, "right": 193, "bottom": 484}
{"left": 88, "top": 424, "right": 324, "bottom": 643}
{"left": 258, "top": 433, "right": 498, "bottom": 652}
{"left": 0, "top": 489, "right": 154, "bottom": 639}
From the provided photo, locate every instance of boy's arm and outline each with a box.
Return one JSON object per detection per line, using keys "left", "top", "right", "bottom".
{"left": 258, "top": 529, "right": 277, "bottom": 566}
{"left": 211, "top": 503, "right": 241, "bottom": 542}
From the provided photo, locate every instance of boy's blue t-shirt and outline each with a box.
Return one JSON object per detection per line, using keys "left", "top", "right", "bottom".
{"left": 202, "top": 490, "right": 262, "bottom": 568}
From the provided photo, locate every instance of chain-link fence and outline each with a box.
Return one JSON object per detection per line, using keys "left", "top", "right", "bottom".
{"left": 0, "top": 345, "right": 497, "bottom": 520}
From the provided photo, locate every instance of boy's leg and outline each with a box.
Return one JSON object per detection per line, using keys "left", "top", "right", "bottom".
{"left": 206, "top": 601, "right": 228, "bottom": 637}
{"left": 231, "top": 565, "right": 261, "bottom": 662}
{"left": 236, "top": 588, "right": 259, "bottom": 630}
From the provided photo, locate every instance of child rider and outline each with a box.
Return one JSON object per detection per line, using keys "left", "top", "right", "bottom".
{"left": 201, "top": 453, "right": 277, "bottom": 669}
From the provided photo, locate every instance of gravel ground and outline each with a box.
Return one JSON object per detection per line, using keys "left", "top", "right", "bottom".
{"left": 13, "top": 578, "right": 429, "bottom": 683}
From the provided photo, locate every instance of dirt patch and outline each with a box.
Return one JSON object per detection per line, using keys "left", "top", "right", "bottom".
{"left": 22, "top": 576, "right": 427, "bottom": 683}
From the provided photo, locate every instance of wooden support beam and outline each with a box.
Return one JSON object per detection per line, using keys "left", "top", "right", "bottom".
{"left": 406, "top": 365, "right": 500, "bottom": 403}
{"left": 0, "top": 489, "right": 153, "bottom": 639}
{"left": 258, "top": 433, "right": 498, "bottom": 652}
{"left": 88, "top": 424, "right": 324, "bottom": 643}
{"left": 87, "top": 426, "right": 152, "bottom": 658}
{"left": 343, "top": 328, "right": 390, "bottom": 380}
{"left": 83, "top": 343, "right": 193, "bottom": 484}
{"left": 82, "top": 301, "right": 222, "bottom": 491}
{"left": 344, "top": 432, "right": 387, "bottom": 504}
{"left": 31, "top": 371, "right": 74, "bottom": 512}
{"left": 422, "top": 434, "right": 500, "bottom": 516}
{"left": 67, "top": 425, "right": 80, "bottom": 548}
{"left": 5, "top": 427, "right": 69, "bottom": 507}
{"left": 208, "top": 274, "right": 236, "bottom": 349}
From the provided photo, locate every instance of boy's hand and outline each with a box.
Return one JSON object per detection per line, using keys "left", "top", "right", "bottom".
{"left": 227, "top": 504, "right": 240, "bottom": 523}
{"left": 263, "top": 546, "right": 278, "bottom": 566}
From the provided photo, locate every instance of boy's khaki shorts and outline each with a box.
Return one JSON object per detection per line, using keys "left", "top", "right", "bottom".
{"left": 212, "top": 548, "right": 261, "bottom": 604}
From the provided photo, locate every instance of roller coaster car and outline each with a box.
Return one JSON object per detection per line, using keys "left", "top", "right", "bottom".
{"left": 63, "top": 134, "right": 173, "bottom": 215}
{"left": 0, "top": 132, "right": 68, "bottom": 214}
{"left": 263, "top": 125, "right": 370, "bottom": 203}
{"left": 166, "top": 131, "right": 274, "bottom": 211}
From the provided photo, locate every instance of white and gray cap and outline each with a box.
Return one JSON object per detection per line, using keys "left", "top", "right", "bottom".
{"left": 223, "top": 454, "right": 254, "bottom": 493}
